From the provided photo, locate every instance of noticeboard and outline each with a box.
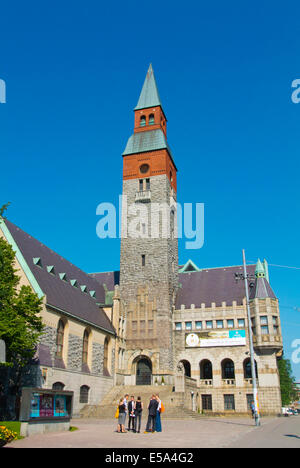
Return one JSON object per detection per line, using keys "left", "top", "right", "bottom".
{"left": 20, "top": 388, "right": 73, "bottom": 422}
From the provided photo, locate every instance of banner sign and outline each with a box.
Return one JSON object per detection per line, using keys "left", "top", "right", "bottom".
{"left": 185, "top": 329, "right": 246, "bottom": 348}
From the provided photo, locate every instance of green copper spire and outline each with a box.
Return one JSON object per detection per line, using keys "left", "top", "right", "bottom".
{"left": 255, "top": 259, "right": 265, "bottom": 278}
{"left": 135, "top": 64, "right": 163, "bottom": 110}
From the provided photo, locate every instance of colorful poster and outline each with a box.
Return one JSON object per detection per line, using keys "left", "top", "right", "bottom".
{"left": 54, "top": 395, "right": 68, "bottom": 417}
{"left": 185, "top": 329, "right": 246, "bottom": 348}
{"left": 39, "top": 394, "right": 54, "bottom": 417}
{"left": 30, "top": 393, "right": 40, "bottom": 418}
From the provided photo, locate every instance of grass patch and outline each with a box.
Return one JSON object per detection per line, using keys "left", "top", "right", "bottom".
{"left": 69, "top": 426, "right": 78, "bottom": 432}
{"left": 0, "top": 421, "right": 23, "bottom": 439}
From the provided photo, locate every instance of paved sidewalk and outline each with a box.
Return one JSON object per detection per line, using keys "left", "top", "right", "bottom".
{"left": 4, "top": 416, "right": 275, "bottom": 448}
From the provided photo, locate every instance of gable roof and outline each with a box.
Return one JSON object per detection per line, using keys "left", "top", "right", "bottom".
{"left": 2, "top": 219, "right": 115, "bottom": 335}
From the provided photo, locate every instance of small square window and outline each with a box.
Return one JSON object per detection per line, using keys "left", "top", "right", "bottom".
{"left": 261, "top": 325, "right": 269, "bottom": 335}
{"left": 238, "top": 319, "right": 245, "bottom": 328}
{"left": 217, "top": 320, "right": 223, "bottom": 329}
{"left": 185, "top": 322, "right": 192, "bottom": 330}
{"left": 175, "top": 322, "right": 182, "bottom": 331}
{"left": 141, "top": 255, "right": 146, "bottom": 266}
{"left": 227, "top": 319, "right": 234, "bottom": 328}
{"left": 206, "top": 321, "right": 213, "bottom": 329}
{"left": 260, "top": 316, "right": 268, "bottom": 325}
{"left": 196, "top": 321, "right": 202, "bottom": 329}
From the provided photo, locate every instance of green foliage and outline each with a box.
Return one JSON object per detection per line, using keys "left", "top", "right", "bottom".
{"left": 0, "top": 220, "right": 44, "bottom": 369}
{"left": 278, "top": 358, "right": 297, "bottom": 406}
{"left": 0, "top": 421, "right": 22, "bottom": 439}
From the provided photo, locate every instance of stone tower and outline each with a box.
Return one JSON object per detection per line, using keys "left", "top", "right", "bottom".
{"left": 120, "top": 64, "right": 178, "bottom": 385}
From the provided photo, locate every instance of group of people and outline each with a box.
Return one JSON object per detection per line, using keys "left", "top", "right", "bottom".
{"left": 116, "top": 394, "right": 163, "bottom": 434}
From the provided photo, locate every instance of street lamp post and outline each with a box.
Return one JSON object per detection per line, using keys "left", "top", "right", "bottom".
{"left": 235, "top": 250, "right": 261, "bottom": 427}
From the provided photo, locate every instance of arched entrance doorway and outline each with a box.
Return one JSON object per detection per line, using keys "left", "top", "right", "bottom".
{"left": 136, "top": 357, "right": 152, "bottom": 385}
{"left": 179, "top": 359, "right": 191, "bottom": 377}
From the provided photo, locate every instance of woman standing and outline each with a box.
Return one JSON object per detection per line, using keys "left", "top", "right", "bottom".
{"left": 117, "top": 398, "right": 127, "bottom": 433}
{"left": 134, "top": 396, "right": 143, "bottom": 433}
{"left": 155, "top": 394, "right": 162, "bottom": 432}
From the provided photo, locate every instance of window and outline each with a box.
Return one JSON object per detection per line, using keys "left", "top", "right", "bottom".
{"left": 273, "top": 317, "right": 279, "bottom": 335}
{"left": 149, "top": 114, "right": 154, "bottom": 125}
{"left": 56, "top": 319, "right": 65, "bottom": 359}
{"left": 139, "top": 179, "right": 143, "bottom": 191}
{"left": 238, "top": 318, "right": 245, "bottom": 328}
{"left": 224, "top": 394, "right": 235, "bottom": 410}
{"left": 140, "top": 115, "right": 146, "bottom": 127}
{"left": 200, "top": 360, "right": 213, "bottom": 380}
{"left": 217, "top": 320, "right": 223, "bottom": 329}
{"left": 222, "top": 359, "right": 235, "bottom": 379}
{"left": 132, "top": 321, "right": 137, "bottom": 331}
{"left": 206, "top": 321, "right": 213, "bottom": 329}
{"left": 146, "top": 178, "right": 150, "bottom": 190}
{"left": 82, "top": 329, "right": 89, "bottom": 365}
{"left": 202, "top": 395, "right": 212, "bottom": 411}
{"left": 142, "top": 254, "right": 146, "bottom": 266}
{"left": 140, "top": 163, "right": 150, "bottom": 174}
{"left": 260, "top": 316, "right": 269, "bottom": 335}
{"left": 196, "top": 321, "right": 202, "bottom": 330}
{"left": 175, "top": 322, "right": 182, "bottom": 331}
{"left": 243, "top": 358, "right": 258, "bottom": 379}
{"left": 52, "top": 382, "right": 65, "bottom": 391}
{"left": 185, "top": 322, "right": 192, "bottom": 330}
{"left": 79, "top": 385, "right": 90, "bottom": 404}
{"left": 103, "top": 337, "right": 110, "bottom": 376}
{"left": 227, "top": 319, "right": 234, "bottom": 328}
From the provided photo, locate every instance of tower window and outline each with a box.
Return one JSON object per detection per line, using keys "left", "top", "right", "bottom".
{"left": 142, "top": 254, "right": 146, "bottom": 266}
{"left": 140, "top": 163, "right": 149, "bottom": 174}
{"left": 149, "top": 114, "right": 154, "bottom": 125}
{"left": 146, "top": 178, "right": 150, "bottom": 190}
{"left": 140, "top": 115, "right": 146, "bottom": 127}
{"left": 139, "top": 179, "right": 143, "bottom": 191}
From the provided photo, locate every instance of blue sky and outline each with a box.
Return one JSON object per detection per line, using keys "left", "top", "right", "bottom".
{"left": 1, "top": 0, "right": 300, "bottom": 379}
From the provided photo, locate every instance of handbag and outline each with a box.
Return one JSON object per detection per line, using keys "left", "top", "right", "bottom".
{"left": 115, "top": 406, "right": 119, "bottom": 419}
{"left": 160, "top": 402, "right": 165, "bottom": 413}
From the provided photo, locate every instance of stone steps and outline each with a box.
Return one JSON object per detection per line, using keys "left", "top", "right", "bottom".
{"left": 80, "top": 404, "right": 202, "bottom": 420}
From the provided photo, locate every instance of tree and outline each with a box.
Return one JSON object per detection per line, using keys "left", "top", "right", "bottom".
{"left": 278, "top": 357, "right": 297, "bottom": 406}
{"left": 0, "top": 206, "right": 44, "bottom": 381}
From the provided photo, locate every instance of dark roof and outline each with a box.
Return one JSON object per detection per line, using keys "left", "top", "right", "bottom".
{"left": 250, "top": 276, "right": 277, "bottom": 300}
{"left": 89, "top": 271, "right": 120, "bottom": 291}
{"left": 4, "top": 220, "right": 115, "bottom": 334}
{"left": 176, "top": 264, "right": 276, "bottom": 308}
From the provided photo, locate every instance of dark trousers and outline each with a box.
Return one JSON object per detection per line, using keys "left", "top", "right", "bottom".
{"left": 128, "top": 415, "right": 135, "bottom": 430}
{"left": 134, "top": 412, "right": 142, "bottom": 432}
{"left": 146, "top": 414, "right": 156, "bottom": 432}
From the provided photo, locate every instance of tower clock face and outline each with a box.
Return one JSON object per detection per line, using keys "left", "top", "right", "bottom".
{"left": 140, "top": 164, "right": 150, "bottom": 174}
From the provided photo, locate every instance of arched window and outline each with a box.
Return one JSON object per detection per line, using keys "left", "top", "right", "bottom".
{"left": 140, "top": 115, "right": 146, "bottom": 127}
{"left": 149, "top": 114, "right": 154, "bottom": 125}
{"left": 79, "top": 385, "right": 90, "bottom": 404}
{"left": 221, "top": 359, "right": 235, "bottom": 380}
{"left": 179, "top": 359, "right": 191, "bottom": 377}
{"left": 200, "top": 359, "right": 213, "bottom": 380}
{"left": 103, "top": 337, "right": 110, "bottom": 376}
{"left": 82, "top": 329, "right": 90, "bottom": 365}
{"left": 56, "top": 319, "right": 65, "bottom": 359}
{"left": 243, "top": 358, "right": 258, "bottom": 379}
{"left": 52, "top": 382, "right": 65, "bottom": 391}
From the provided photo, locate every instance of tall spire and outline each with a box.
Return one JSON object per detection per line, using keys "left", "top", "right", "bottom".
{"left": 135, "top": 64, "right": 163, "bottom": 110}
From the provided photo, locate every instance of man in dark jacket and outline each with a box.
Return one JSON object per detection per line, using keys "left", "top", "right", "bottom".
{"left": 144, "top": 395, "right": 159, "bottom": 433}
{"left": 127, "top": 396, "right": 136, "bottom": 431}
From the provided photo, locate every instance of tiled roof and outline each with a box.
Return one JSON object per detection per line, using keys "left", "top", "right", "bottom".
{"left": 3, "top": 220, "right": 115, "bottom": 334}
{"left": 90, "top": 263, "right": 277, "bottom": 309}
{"left": 176, "top": 264, "right": 276, "bottom": 308}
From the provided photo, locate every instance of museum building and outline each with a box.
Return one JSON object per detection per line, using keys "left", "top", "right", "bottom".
{"left": 0, "top": 65, "right": 283, "bottom": 417}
